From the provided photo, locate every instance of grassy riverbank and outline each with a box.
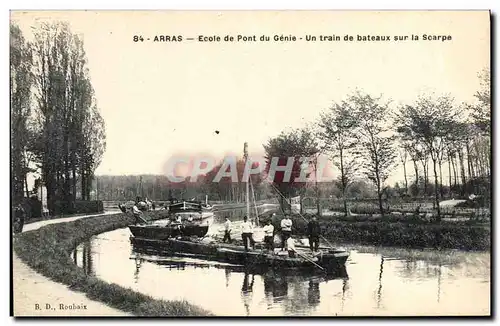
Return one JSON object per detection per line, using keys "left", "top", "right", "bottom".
{"left": 13, "top": 211, "right": 212, "bottom": 316}
{"left": 269, "top": 214, "right": 490, "bottom": 251}
{"left": 23, "top": 211, "right": 107, "bottom": 225}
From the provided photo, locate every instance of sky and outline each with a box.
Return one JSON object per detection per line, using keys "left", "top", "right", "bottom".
{"left": 11, "top": 10, "right": 490, "bottom": 185}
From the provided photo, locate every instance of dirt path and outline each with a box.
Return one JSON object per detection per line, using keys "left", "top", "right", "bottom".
{"left": 13, "top": 211, "right": 131, "bottom": 317}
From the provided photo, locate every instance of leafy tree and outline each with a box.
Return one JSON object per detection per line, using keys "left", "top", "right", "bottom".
{"left": 349, "top": 91, "right": 396, "bottom": 217}
{"left": 263, "top": 128, "right": 319, "bottom": 213}
{"left": 318, "top": 100, "right": 360, "bottom": 216}
{"left": 10, "top": 23, "right": 34, "bottom": 204}
{"left": 202, "top": 158, "right": 264, "bottom": 203}
{"left": 396, "top": 95, "right": 457, "bottom": 221}
{"left": 346, "top": 179, "right": 377, "bottom": 199}
{"left": 397, "top": 145, "right": 408, "bottom": 194}
{"left": 28, "top": 21, "right": 106, "bottom": 213}
{"left": 472, "top": 68, "right": 490, "bottom": 134}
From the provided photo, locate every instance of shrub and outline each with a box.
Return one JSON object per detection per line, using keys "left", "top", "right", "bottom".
{"left": 53, "top": 200, "right": 104, "bottom": 215}
{"left": 287, "top": 215, "right": 490, "bottom": 250}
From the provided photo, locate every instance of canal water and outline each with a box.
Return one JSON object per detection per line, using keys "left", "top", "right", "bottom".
{"left": 73, "top": 212, "right": 490, "bottom": 316}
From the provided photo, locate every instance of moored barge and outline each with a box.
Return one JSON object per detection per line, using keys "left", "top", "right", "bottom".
{"left": 130, "top": 236, "right": 349, "bottom": 274}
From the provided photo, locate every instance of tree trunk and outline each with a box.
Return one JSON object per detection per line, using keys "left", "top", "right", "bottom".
{"left": 424, "top": 160, "right": 429, "bottom": 195}
{"left": 403, "top": 161, "right": 408, "bottom": 194}
{"left": 83, "top": 172, "right": 87, "bottom": 200}
{"left": 466, "top": 141, "right": 475, "bottom": 192}
{"left": 458, "top": 148, "right": 467, "bottom": 194}
{"left": 377, "top": 183, "right": 384, "bottom": 218}
{"left": 88, "top": 173, "right": 94, "bottom": 200}
{"left": 81, "top": 165, "right": 87, "bottom": 200}
{"left": 45, "top": 172, "right": 55, "bottom": 215}
{"left": 432, "top": 159, "right": 441, "bottom": 222}
{"left": 316, "top": 192, "right": 321, "bottom": 216}
{"left": 340, "top": 150, "right": 348, "bottom": 216}
{"left": 421, "top": 160, "right": 428, "bottom": 195}
{"left": 413, "top": 159, "right": 419, "bottom": 196}
{"left": 24, "top": 175, "right": 29, "bottom": 198}
{"left": 64, "top": 139, "right": 71, "bottom": 212}
{"left": 452, "top": 155, "right": 458, "bottom": 188}
{"left": 447, "top": 155, "right": 452, "bottom": 197}
{"left": 71, "top": 160, "right": 77, "bottom": 201}
{"left": 314, "top": 158, "right": 321, "bottom": 216}
{"left": 438, "top": 160, "right": 444, "bottom": 199}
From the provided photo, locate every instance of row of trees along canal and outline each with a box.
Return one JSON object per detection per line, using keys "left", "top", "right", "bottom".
{"left": 95, "top": 71, "right": 489, "bottom": 223}
{"left": 10, "top": 22, "right": 106, "bottom": 215}
{"left": 264, "top": 73, "right": 489, "bottom": 222}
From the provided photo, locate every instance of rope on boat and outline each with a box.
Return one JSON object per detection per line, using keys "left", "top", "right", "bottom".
{"left": 294, "top": 250, "right": 325, "bottom": 271}
{"left": 249, "top": 175, "right": 260, "bottom": 226}
{"left": 269, "top": 182, "right": 336, "bottom": 251}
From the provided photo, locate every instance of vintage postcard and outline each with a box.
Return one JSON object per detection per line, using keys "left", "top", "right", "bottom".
{"left": 10, "top": 10, "right": 491, "bottom": 317}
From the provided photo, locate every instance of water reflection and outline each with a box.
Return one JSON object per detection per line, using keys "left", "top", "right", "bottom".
{"left": 241, "top": 273, "right": 255, "bottom": 316}
{"left": 225, "top": 269, "right": 231, "bottom": 288}
{"left": 128, "top": 253, "right": 348, "bottom": 316}
{"left": 134, "top": 256, "right": 143, "bottom": 283}
{"left": 341, "top": 279, "right": 349, "bottom": 313}
{"left": 377, "top": 256, "right": 384, "bottom": 308}
{"left": 73, "top": 228, "right": 490, "bottom": 316}
{"left": 263, "top": 272, "right": 288, "bottom": 302}
{"left": 307, "top": 280, "right": 320, "bottom": 306}
{"left": 437, "top": 263, "right": 442, "bottom": 303}
{"left": 73, "top": 240, "right": 94, "bottom": 276}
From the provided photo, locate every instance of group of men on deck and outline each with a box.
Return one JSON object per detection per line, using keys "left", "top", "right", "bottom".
{"left": 222, "top": 213, "right": 322, "bottom": 256}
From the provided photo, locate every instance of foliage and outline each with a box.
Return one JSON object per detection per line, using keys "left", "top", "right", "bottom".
{"left": 395, "top": 94, "right": 458, "bottom": 221}
{"left": 347, "top": 91, "right": 397, "bottom": 217}
{"left": 52, "top": 200, "right": 104, "bottom": 215}
{"left": 263, "top": 128, "right": 320, "bottom": 212}
{"left": 472, "top": 68, "right": 491, "bottom": 134}
{"left": 318, "top": 100, "right": 360, "bottom": 215}
{"left": 10, "top": 21, "right": 107, "bottom": 214}
{"left": 201, "top": 158, "right": 265, "bottom": 203}
{"left": 10, "top": 23, "right": 34, "bottom": 204}
{"left": 287, "top": 215, "right": 490, "bottom": 251}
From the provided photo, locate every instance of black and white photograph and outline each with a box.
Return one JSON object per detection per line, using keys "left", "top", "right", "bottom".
{"left": 10, "top": 10, "right": 491, "bottom": 317}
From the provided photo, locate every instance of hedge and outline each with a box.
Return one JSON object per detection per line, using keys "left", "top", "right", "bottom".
{"left": 53, "top": 200, "right": 104, "bottom": 215}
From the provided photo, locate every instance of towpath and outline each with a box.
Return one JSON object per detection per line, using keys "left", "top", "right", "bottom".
{"left": 13, "top": 211, "right": 131, "bottom": 316}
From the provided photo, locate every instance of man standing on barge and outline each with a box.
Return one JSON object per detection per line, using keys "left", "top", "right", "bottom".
{"left": 223, "top": 216, "right": 232, "bottom": 243}
{"left": 241, "top": 216, "right": 255, "bottom": 251}
{"left": 262, "top": 220, "right": 275, "bottom": 251}
{"left": 280, "top": 214, "right": 293, "bottom": 250}
{"left": 307, "top": 215, "right": 321, "bottom": 253}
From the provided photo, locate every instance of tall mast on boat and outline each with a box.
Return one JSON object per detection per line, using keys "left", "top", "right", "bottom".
{"left": 244, "top": 142, "right": 251, "bottom": 223}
